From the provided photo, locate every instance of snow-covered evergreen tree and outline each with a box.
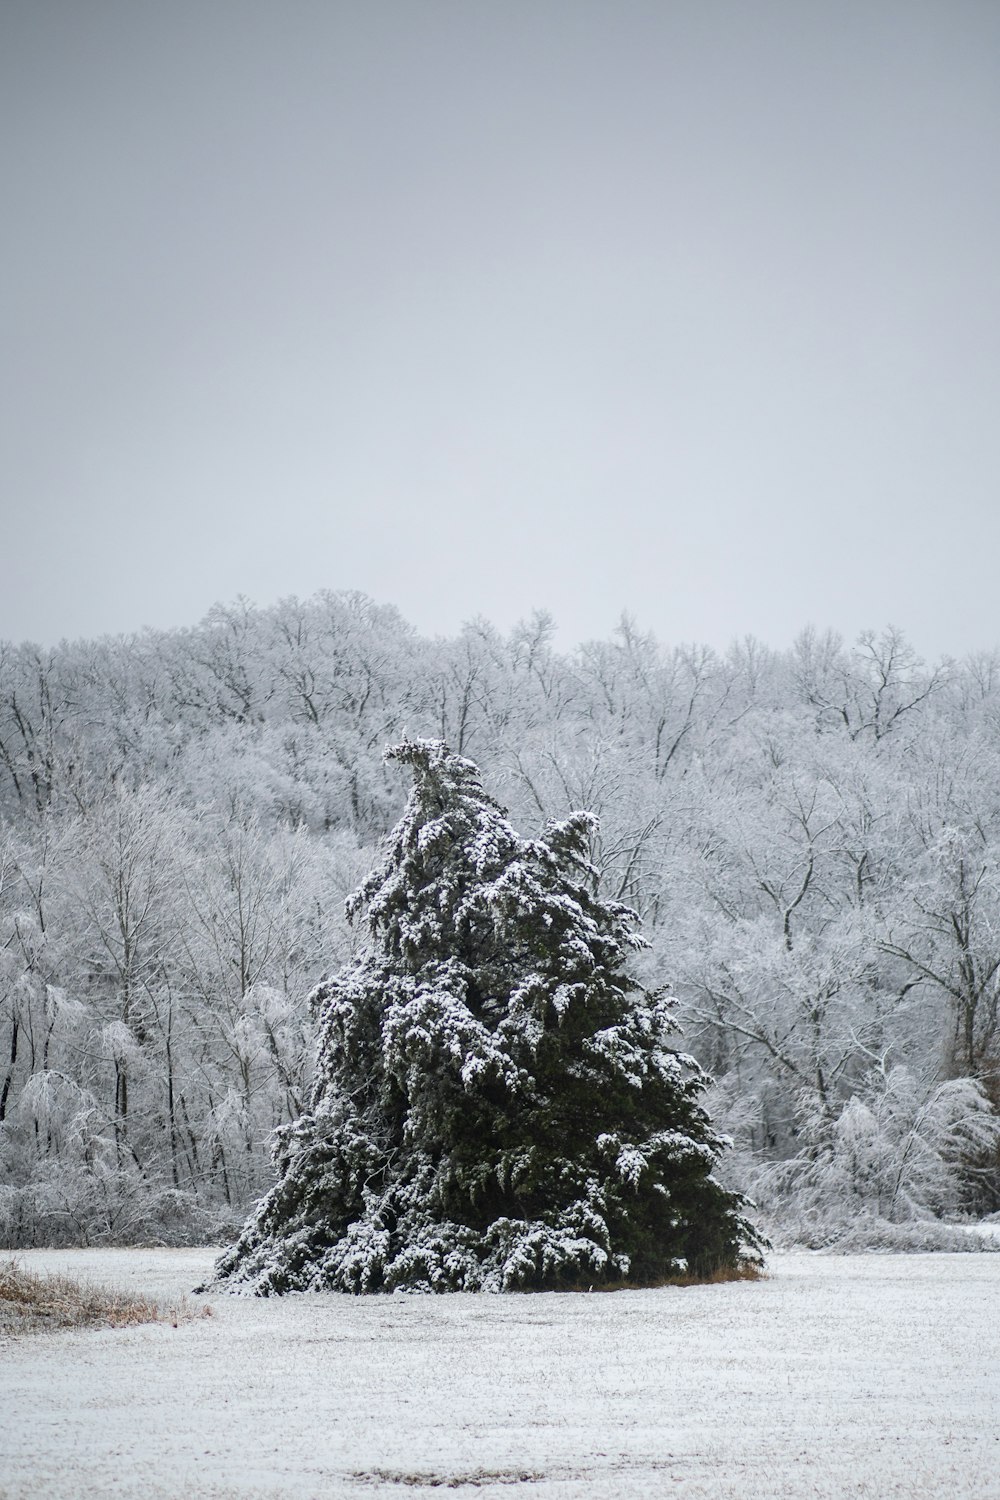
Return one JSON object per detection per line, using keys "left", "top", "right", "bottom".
{"left": 209, "top": 739, "right": 763, "bottom": 1293}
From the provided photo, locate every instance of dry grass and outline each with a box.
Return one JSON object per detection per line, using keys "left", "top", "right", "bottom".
{"left": 0, "top": 1257, "right": 211, "bottom": 1336}
{"left": 660, "top": 1260, "right": 768, "bottom": 1287}
{"left": 355, "top": 1468, "right": 545, "bottom": 1488}
{"left": 580, "top": 1261, "right": 768, "bottom": 1292}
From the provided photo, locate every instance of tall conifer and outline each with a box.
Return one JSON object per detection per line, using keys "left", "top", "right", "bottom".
{"left": 212, "top": 740, "right": 761, "bottom": 1292}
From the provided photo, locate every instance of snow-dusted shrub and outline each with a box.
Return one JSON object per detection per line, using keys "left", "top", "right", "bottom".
{"left": 753, "top": 1062, "right": 1000, "bottom": 1247}
{"left": 0, "top": 1069, "right": 215, "bottom": 1249}
{"left": 210, "top": 741, "right": 762, "bottom": 1293}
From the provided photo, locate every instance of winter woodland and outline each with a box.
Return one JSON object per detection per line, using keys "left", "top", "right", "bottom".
{"left": 1, "top": 593, "right": 998, "bottom": 1251}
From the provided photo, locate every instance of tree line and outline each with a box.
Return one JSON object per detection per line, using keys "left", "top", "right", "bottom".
{"left": 1, "top": 592, "right": 998, "bottom": 1247}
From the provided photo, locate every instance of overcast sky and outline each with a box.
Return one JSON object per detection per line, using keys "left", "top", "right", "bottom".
{"left": 2, "top": 1, "right": 999, "bottom": 658}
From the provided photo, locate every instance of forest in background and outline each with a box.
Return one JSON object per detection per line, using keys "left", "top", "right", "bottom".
{"left": 2, "top": 591, "right": 999, "bottom": 1249}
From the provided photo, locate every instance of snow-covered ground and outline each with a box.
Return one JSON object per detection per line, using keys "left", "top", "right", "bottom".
{"left": 1, "top": 1248, "right": 998, "bottom": 1500}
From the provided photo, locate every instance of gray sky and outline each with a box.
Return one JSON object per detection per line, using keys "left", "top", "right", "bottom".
{"left": 2, "top": 0, "right": 999, "bottom": 658}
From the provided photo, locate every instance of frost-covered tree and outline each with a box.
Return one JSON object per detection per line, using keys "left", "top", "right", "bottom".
{"left": 755, "top": 1061, "right": 1000, "bottom": 1245}
{"left": 210, "top": 740, "right": 761, "bottom": 1293}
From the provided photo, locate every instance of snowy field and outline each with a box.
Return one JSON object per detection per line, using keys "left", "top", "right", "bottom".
{"left": 1, "top": 1248, "right": 998, "bottom": 1500}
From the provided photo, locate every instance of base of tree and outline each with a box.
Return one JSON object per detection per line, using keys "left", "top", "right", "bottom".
{"left": 551, "top": 1262, "right": 766, "bottom": 1292}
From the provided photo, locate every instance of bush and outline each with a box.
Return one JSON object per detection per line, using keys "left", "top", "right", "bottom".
{"left": 751, "top": 1062, "right": 1000, "bottom": 1247}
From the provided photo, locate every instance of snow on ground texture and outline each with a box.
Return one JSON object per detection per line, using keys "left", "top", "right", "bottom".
{"left": 0, "top": 1249, "right": 998, "bottom": 1500}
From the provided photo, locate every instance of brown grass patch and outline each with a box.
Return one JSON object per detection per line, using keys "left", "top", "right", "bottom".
{"left": 0, "top": 1258, "right": 210, "bottom": 1336}
{"left": 655, "top": 1261, "right": 767, "bottom": 1288}
{"left": 581, "top": 1261, "right": 767, "bottom": 1292}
